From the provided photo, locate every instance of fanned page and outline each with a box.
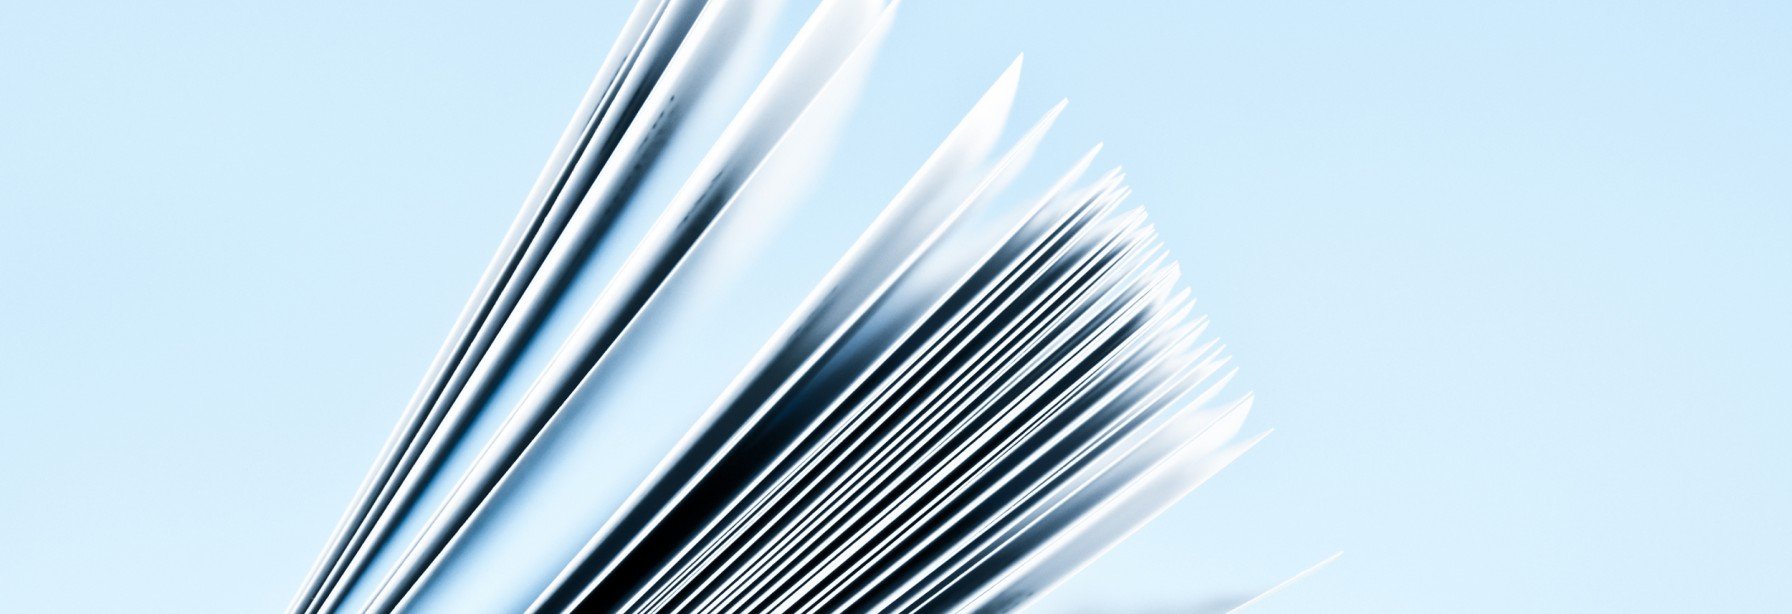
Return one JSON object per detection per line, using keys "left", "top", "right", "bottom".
{"left": 291, "top": 0, "right": 1264, "bottom": 612}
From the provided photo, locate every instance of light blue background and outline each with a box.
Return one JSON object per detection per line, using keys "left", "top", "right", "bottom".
{"left": 2, "top": 1, "right": 1787, "bottom": 612}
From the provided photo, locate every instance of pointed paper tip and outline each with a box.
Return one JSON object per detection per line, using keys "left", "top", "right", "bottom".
{"left": 995, "top": 54, "right": 1024, "bottom": 84}
{"left": 1162, "top": 260, "right": 1182, "bottom": 278}
{"left": 985, "top": 55, "right": 1023, "bottom": 100}
{"left": 1215, "top": 364, "right": 1239, "bottom": 382}
{"left": 1066, "top": 142, "right": 1104, "bottom": 174}
{"left": 1230, "top": 392, "right": 1256, "bottom": 416}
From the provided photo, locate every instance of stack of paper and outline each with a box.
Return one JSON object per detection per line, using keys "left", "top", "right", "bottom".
{"left": 291, "top": 0, "right": 1260, "bottom": 612}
